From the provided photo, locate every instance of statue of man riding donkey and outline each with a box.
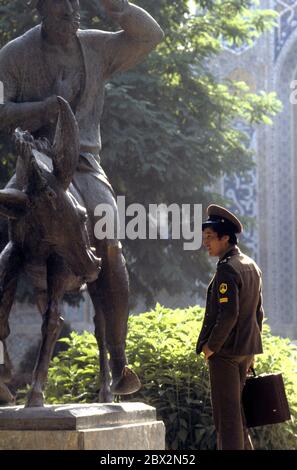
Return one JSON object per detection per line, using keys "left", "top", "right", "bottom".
{"left": 0, "top": 0, "right": 163, "bottom": 407}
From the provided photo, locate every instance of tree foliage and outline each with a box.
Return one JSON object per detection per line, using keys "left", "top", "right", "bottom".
{"left": 0, "top": 1, "right": 281, "bottom": 305}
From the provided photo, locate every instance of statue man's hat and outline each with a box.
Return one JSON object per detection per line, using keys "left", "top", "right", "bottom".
{"left": 202, "top": 204, "right": 243, "bottom": 234}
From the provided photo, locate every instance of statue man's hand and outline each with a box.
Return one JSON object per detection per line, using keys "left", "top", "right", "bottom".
{"left": 54, "top": 70, "right": 81, "bottom": 105}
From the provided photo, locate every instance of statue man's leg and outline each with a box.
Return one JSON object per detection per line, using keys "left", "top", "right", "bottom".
{"left": 98, "top": 238, "right": 130, "bottom": 389}
{"left": 0, "top": 241, "right": 22, "bottom": 403}
{"left": 72, "top": 170, "right": 138, "bottom": 393}
{"left": 0, "top": 174, "right": 19, "bottom": 401}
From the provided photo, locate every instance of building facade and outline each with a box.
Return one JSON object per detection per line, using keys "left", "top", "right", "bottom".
{"left": 218, "top": 0, "right": 297, "bottom": 338}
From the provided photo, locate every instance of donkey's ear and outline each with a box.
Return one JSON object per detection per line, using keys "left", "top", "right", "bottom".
{"left": 0, "top": 188, "right": 29, "bottom": 219}
{"left": 52, "top": 96, "right": 80, "bottom": 190}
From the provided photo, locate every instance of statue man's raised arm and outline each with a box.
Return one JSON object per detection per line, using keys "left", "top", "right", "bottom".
{"left": 101, "top": 0, "right": 164, "bottom": 42}
{"left": 100, "top": 0, "right": 164, "bottom": 76}
{"left": 0, "top": 0, "right": 164, "bottom": 134}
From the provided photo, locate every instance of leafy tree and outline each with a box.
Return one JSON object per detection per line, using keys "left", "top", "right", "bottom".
{"left": 0, "top": 1, "right": 281, "bottom": 305}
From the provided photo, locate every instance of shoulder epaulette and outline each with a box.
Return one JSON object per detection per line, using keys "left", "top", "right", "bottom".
{"left": 217, "top": 256, "right": 231, "bottom": 266}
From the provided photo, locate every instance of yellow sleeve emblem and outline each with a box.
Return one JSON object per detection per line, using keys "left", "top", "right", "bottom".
{"left": 219, "top": 297, "right": 229, "bottom": 303}
{"left": 219, "top": 283, "right": 228, "bottom": 294}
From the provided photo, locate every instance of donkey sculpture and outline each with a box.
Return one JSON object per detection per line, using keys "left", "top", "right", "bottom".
{"left": 0, "top": 97, "right": 140, "bottom": 407}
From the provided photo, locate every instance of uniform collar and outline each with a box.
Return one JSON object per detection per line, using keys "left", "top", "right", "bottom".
{"left": 217, "top": 245, "right": 240, "bottom": 265}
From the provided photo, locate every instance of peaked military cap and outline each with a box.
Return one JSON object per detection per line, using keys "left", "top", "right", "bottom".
{"left": 202, "top": 204, "right": 243, "bottom": 234}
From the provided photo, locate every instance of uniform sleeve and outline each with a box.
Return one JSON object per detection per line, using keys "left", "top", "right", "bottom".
{"left": 207, "top": 265, "right": 240, "bottom": 353}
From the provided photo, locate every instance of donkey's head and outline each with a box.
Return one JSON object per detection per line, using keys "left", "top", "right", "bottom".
{"left": 0, "top": 97, "right": 100, "bottom": 283}
{"left": 0, "top": 96, "right": 79, "bottom": 218}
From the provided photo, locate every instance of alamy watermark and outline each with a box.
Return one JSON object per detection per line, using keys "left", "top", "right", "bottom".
{"left": 94, "top": 197, "right": 202, "bottom": 250}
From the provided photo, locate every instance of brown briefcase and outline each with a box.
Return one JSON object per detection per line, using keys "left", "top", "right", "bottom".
{"left": 242, "top": 369, "right": 291, "bottom": 428}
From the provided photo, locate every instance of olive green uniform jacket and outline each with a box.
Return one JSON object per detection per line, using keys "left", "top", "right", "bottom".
{"left": 196, "top": 246, "right": 263, "bottom": 356}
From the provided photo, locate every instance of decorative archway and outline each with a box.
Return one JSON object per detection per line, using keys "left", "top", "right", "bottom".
{"left": 268, "top": 22, "right": 297, "bottom": 337}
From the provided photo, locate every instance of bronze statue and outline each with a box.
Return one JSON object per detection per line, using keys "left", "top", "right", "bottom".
{"left": 0, "top": 0, "right": 164, "bottom": 405}
{"left": 1, "top": 97, "right": 105, "bottom": 406}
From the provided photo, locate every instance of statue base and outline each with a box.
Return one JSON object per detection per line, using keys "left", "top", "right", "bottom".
{"left": 0, "top": 402, "right": 165, "bottom": 450}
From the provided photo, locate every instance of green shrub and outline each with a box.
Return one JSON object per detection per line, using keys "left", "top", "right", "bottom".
{"left": 43, "top": 304, "right": 297, "bottom": 450}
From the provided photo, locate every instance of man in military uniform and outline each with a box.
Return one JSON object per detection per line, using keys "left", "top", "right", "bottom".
{"left": 196, "top": 205, "right": 264, "bottom": 450}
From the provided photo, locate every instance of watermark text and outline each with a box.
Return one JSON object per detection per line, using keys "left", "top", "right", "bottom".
{"left": 94, "top": 197, "right": 202, "bottom": 251}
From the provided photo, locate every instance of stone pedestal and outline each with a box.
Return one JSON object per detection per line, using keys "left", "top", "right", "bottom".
{"left": 0, "top": 402, "right": 165, "bottom": 450}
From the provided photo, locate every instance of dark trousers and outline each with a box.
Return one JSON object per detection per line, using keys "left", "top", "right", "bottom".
{"left": 208, "top": 352, "right": 254, "bottom": 450}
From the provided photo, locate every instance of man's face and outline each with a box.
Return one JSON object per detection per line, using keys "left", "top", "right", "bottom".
{"left": 202, "top": 227, "right": 229, "bottom": 257}
{"left": 40, "top": 0, "right": 80, "bottom": 36}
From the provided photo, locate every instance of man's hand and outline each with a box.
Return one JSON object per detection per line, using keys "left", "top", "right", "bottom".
{"left": 247, "top": 355, "right": 255, "bottom": 373}
{"left": 202, "top": 344, "right": 215, "bottom": 360}
{"left": 54, "top": 71, "right": 81, "bottom": 105}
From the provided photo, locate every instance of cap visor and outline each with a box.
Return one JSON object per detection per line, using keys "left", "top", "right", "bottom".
{"left": 202, "top": 221, "right": 221, "bottom": 230}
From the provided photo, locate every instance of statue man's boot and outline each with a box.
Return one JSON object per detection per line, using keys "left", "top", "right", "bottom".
{"left": 109, "top": 344, "right": 141, "bottom": 395}
{"left": 0, "top": 380, "right": 14, "bottom": 405}
{"left": 0, "top": 340, "right": 15, "bottom": 405}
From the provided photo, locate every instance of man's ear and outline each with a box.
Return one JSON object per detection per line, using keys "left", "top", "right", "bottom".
{"left": 223, "top": 234, "right": 230, "bottom": 244}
